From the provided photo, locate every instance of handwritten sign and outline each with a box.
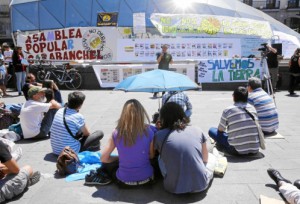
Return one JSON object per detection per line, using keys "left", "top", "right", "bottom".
{"left": 150, "top": 14, "right": 273, "bottom": 39}
{"left": 17, "top": 27, "right": 118, "bottom": 62}
{"left": 198, "top": 58, "right": 263, "bottom": 83}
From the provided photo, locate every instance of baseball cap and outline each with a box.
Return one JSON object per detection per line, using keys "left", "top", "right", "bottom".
{"left": 28, "top": 86, "right": 47, "bottom": 99}
{"left": 2, "top": 42, "right": 9, "bottom": 47}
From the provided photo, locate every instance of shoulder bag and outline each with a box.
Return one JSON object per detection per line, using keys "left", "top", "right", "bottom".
{"left": 243, "top": 108, "right": 266, "bottom": 150}
{"left": 63, "top": 107, "right": 83, "bottom": 140}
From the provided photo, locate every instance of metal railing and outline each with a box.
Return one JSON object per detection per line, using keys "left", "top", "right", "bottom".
{"left": 0, "top": 5, "right": 9, "bottom": 16}
{"left": 242, "top": 0, "right": 280, "bottom": 9}
{"left": 287, "top": 0, "right": 300, "bottom": 8}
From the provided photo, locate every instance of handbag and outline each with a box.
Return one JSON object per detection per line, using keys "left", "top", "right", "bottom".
{"left": 56, "top": 146, "right": 81, "bottom": 176}
{"left": 243, "top": 108, "right": 266, "bottom": 150}
{"left": 63, "top": 107, "right": 83, "bottom": 140}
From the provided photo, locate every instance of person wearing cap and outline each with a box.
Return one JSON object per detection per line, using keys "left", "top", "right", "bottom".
{"left": 12, "top": 46, "right": 26, "bottom": 96}
{"left": 153, "top": 44, "right": 173, "bottom": 98}
{"left": 19, "top": 86, "right": 61, "bottom": 139}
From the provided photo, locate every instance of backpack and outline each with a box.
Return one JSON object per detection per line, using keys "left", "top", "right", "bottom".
{"left": 56, "top": 146, "right": 80, "bottom": 176}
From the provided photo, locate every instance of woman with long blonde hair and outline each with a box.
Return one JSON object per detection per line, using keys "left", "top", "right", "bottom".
{"left": 85, "top": 99, "right": 156, "bottom": 186}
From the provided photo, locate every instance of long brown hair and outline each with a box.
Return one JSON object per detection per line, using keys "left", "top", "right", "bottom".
{"left": 116, "top": 99, "right": 150, "bottom": 147}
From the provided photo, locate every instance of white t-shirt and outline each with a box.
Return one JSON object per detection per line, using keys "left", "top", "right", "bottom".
{"left": 3, "top": 50, "right": 13, "bottom": 63}
{"left": 20, "top": 100, "right": 51, "bottom": 139}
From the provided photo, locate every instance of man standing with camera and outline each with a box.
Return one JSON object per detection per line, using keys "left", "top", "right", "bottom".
{"left": 153, "top": 44, "right": 173, "bottom": 98}
{"left": 266, "top": 44, "right": 279, "bottom": 92}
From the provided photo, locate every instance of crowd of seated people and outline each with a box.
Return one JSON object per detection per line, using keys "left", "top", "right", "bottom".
{"left": 1, "top": 75, "right": 283, "bottom": 202}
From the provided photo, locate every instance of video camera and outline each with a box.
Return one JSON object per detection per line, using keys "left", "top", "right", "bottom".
{"left": 258, "top": 43, "right": 270, "bottom": 57}
{"left": 258, "top": 43, "right": 269, "bottom": 52}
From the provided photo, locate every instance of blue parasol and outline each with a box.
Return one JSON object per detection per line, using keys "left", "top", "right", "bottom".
{"left": 114, "top": 69, "right": 199, "bottom": 93}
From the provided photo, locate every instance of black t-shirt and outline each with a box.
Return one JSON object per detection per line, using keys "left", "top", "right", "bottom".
{"left": 290, "top": 55, "right": 300, "bottom": 74}
{"left": 157, "top": 52, "right": 172, "bottom": 70}
{"left": 0, "top": 141, "right": 12, "bottom": 163}
{"left": 267, "top": 51, "right": 278, "bottom": 68}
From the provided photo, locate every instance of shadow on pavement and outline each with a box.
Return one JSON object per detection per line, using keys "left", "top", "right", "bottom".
{"left": 44, "top": 153, "right": 57, "bottom": 163}
{"left": 226, "top": 152, "right": 265, "bottom": 163}
{"left": 91, "top": 180, "right": 208, "bottom": 203}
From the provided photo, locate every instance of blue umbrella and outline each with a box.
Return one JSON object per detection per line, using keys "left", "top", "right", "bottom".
{"left": 114, "top": 69, "right": 199, "bottom": 93}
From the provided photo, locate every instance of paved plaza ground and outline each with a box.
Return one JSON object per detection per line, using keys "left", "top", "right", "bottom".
{"left": 2, "top": 89, "right": 300, "bottom": 204}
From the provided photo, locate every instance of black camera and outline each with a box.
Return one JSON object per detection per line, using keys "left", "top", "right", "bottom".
{"left": 258, "top": 43, "right": 268, "bottom": 52}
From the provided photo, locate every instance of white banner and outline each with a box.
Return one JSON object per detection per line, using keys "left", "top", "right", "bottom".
{"left": 150, "top": 14, "right": 273, "bottom": 39}
{"left": 118, "top": 38, "right": 241, "bottom": 62}
{"left": 198, "top": 58, "right": 263, "bottom": 83}
{"left": 93, "top": 64, "right": 196, "bottom": 88}
{"left": 17, "top": 27, "right": 119, "bottom": 62}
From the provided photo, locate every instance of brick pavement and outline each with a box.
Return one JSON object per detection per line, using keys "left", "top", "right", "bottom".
{"left": 2, "top": 90, "right": 300, "bottom": 204}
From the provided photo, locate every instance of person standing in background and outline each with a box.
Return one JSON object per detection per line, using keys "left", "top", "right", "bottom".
{"left": 2, "top": 43, "right": 14, "bottom": 90}
{"left": 12, "top": 46, "right": 26, "bottom": 96}
{"left": 288, "top": 48, "right": 300, "bottom": 95}
{"left": 153, "top": 44, "right": 173, "bottom": 98}
{"left": 266, "top": 44, "right": 279, "bottom": 93}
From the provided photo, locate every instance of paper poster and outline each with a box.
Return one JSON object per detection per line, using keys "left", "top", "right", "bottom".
{"left": 133, "top": 13, "right": 146, "bottom": 34}
{"left": 118, "top": 38, "right": 241, "bottom": 62}
{"left": 93, "top": 64, "right": 195, "bottom": 87}
{"left": 197, "top": 58, "right": 263, "bottom": 83}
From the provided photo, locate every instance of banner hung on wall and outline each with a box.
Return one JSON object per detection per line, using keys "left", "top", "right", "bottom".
{"left": 93, "top": 64, "right": 196, "bottom": 88}
{"left": 150, "top": 14, "right": 273, "bottom": 39}
{"left": 198, "top": 58, "right": 263, "bottom": 83}
{"left": 118, "top": 38, "right": 241, "bottom": 62}
{"left": 17, "top": 27, "right": 118, "bottom": 62}
{"left": 97, "top": 12, "right": 118, "bottom": 27}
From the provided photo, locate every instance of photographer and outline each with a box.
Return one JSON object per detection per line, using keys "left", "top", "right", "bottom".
{"left": 42, "top": 79, "right": 63, "bottom": 105}
{"left": 266, "top": 44, "right": 279, "bottom": 92}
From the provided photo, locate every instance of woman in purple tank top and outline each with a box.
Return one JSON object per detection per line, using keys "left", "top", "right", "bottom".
{"left": 85, "top": 99, "right": 156, "bottom": 186}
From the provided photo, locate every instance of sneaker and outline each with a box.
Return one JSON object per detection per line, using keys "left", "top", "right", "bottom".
{"left": 29, "top": 171, "right": 41, "bottom": 186}
{"left": 85, "top": 169, "right": 112, "bottom": 185}
{"left": 11, "top": 146, "right": 22, "bottom": 161}
{"left": 294, "top": 180, "right": 300, "bottom": 190}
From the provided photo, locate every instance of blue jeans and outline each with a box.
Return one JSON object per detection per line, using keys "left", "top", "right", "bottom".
{"left": 33, "top": 109, "right": 58, "bottom": 139}
{"left": 208, "top": 127, "right": 238, "bottom": 155}
{"left": 15, "top": 71, "right": 26, "bottom": 94}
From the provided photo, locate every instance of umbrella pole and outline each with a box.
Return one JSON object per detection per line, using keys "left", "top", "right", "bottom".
{"left": 158, "top": 96, "right": 161, "bottom": 111}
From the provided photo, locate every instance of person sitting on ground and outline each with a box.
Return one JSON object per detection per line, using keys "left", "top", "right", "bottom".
{"left": 85, "top": 99, "right": 155, "bottom": 186}
{"left": 0, "top": 54, "right": 10, "bottom": 97}
{"left": 42, "top": 80, "right": 63, "bottom": 105}
{"left": 267, "top": 168, "right": 300, "bottom": 204}
{"left": 22, "top": 73, "right": 42, "bottom": 100}
{"left": 19, "top": 86, "right": 61, "bottom": 139}
{"left": 208, "top": 86, "right": 260, "bottom": 155}
{"left": 247, "top": 77, "right": 279, "bottom": 135}
{"left": 162, "top": 91, "right": 193, "bottom": 117}
{"left": 154, "top": 102, "right": 213, "bottom": 194}
{"left": 0, "top": 140, "right": 40, "bottom": 203}
{"left": 50, "top": 91, "right": 104, "bottom": 155}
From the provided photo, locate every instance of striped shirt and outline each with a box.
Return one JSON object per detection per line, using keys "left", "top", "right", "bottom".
{"left": 50, "top": 108, "right": 85, "bottom": 155}
{"left": 248, "top": 88, "right": 279, "bottom": 133}
{"left": 218, "top": 102, "right": 260, "bottom": 154}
